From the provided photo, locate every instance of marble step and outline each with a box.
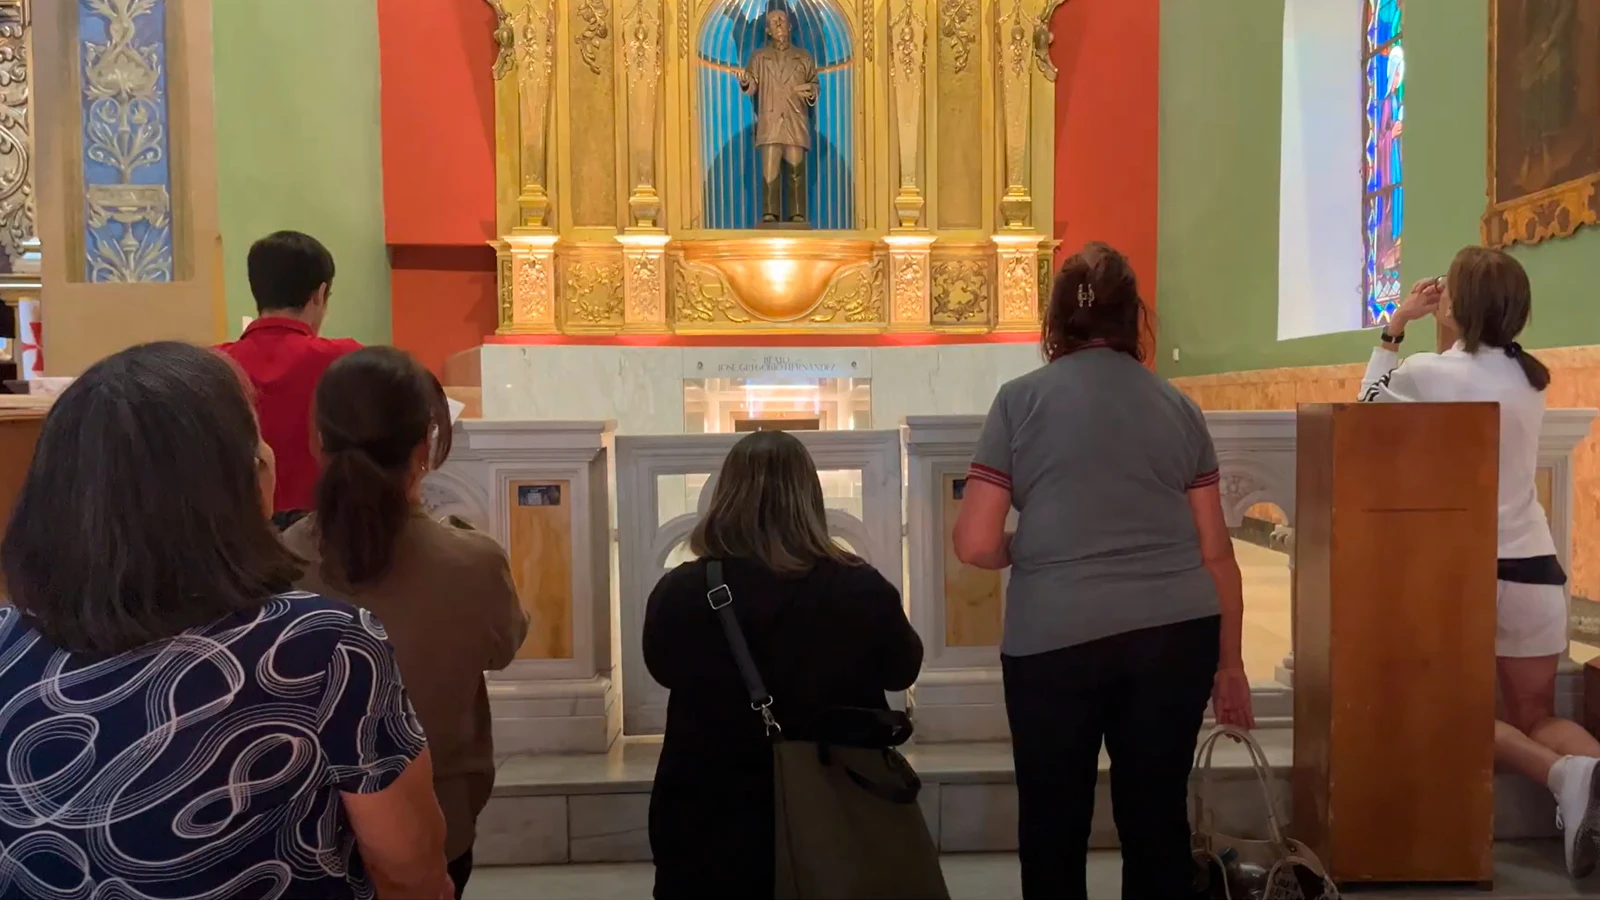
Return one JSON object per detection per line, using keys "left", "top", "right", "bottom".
{"left": 476, "top": 730, "right": 1562, "bottom": 867}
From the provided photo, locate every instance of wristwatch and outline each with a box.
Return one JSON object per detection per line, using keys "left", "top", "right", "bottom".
{"left": 1379, "top": 328, "right": 1404, "bottom": 346}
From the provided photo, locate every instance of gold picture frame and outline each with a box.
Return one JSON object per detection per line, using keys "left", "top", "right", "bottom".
{"left": 1482, "top": 0, "right": 1600, "bottom": 249}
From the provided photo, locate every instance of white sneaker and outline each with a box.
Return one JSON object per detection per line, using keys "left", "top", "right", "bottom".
{"left": 1554, "top": 755, "right": 1600, "bottom": 878}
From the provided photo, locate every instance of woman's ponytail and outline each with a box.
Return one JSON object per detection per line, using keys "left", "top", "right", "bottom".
{"left": 315, "top": 445, "right": 410, "bottom": 585}
{"left": 311, "top": 347, "right": 445, "bottom": 587}
{"left": 1506, "top": 343, "right": 1551, "bottom": 392}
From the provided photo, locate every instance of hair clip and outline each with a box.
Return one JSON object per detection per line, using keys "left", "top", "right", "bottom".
{"left": 1077, "top": 283, "right": 1095, "bottom": 308}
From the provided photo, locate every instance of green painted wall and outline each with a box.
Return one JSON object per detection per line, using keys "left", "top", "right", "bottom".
{"left": 212, "top": 0, "right": 391, "bottom": 344}
{"left": 1157, "top": 0, "right": 1600, "bottom": 378}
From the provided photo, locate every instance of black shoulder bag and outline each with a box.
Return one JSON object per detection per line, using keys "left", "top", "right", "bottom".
{"left": 706, "top": 561, "right": 949, "bottom": 900}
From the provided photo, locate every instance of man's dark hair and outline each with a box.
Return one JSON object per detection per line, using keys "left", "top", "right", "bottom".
{"left": 1, "top": 342, "right": 303, "bottom": 656}
{"left": 246, "top": 230, "right": 335, "bottom": 313}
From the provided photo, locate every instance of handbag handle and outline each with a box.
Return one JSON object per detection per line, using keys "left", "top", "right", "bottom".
{"left": 706, "top": 560, "right": 782, "bottom": 736}
{"left": 1191, "top": 725, "right": 1288, "bottom": 849}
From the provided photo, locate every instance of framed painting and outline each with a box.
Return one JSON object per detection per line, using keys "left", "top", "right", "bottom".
{"left": 1483, "top": 0, "right": 1600, "bottom": 248}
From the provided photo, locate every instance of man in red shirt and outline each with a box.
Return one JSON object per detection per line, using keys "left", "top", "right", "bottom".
{"left": 218, "top": 231, "right": 360, "bottom": 528}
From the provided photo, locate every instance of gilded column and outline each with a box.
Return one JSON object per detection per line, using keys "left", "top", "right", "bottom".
{"left": 504, "top": 234, "right": 559, "bottom": 334}
{"left": 0, "top": 0, "right": 36, "bottom": 377}
{"left": 515, "top": 0, "right": 558, "bottom": 227}
{"left": 888, "top": 0, "right": 926, "bottom": 228}
{"left": 622, "top": 0, "right": 664, "bottom": 228}
{"left": 992, "top": 233, "right": 1041, "bottom": 332}
{"left": 994, "top": 0, "right": 1033, "bottom": 229}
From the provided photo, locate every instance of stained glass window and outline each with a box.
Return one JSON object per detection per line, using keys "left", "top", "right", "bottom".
{"left": 1363, "top": 0, "right": 1404, "bottom": 326}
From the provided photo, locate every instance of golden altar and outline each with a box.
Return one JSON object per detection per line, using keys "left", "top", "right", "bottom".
{"left": 487, "top": 0, "right": 1061, "bottom": 336}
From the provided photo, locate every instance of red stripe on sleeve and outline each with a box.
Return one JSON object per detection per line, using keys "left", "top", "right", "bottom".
{"left": 1188, "top": 469, "right": 1220, "bottom": 490}
{"left": 966, "top": 463, "right": 1013, "bottom": 490}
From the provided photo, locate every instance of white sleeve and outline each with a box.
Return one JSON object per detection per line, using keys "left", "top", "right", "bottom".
{"left": 1358, "top": 347, "right": 1428, "bottom": 402}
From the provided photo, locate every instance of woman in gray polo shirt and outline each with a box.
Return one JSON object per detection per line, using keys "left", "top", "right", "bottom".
{"left": 954, "top": 242, "right": 1251, "bottom": 900}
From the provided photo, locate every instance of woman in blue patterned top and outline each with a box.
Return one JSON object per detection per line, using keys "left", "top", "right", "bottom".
{"left": 0, "top": 342, "right": 453, "bottom": 899}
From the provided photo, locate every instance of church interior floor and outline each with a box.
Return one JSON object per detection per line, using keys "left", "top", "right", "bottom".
{"left": 1233, "top": 540, "right": 1600, "bottom": 682}
{"left": 462, "top": 843, "right": 1589, "bottom": 900}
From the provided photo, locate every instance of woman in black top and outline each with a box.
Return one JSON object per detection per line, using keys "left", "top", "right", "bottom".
{"left": 643, "top": 430, "right": 924, "bottom": 899}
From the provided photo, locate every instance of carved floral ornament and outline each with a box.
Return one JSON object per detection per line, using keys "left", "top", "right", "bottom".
{"left": 622, "top": 0, "right": 663, "bottom": 84}
{"left": 576, "top": 0, "right": 612, "bottom": 76}
{"left": 516, "top": 254, "right": 551, "bottom": 321}
{"left": 930, "top": 259, "right": 988, "bottom": 323}
{"left": 893, "top": 253, "right": 925, "bottom": 320}
{"left": 79, "top": 0, "right": 173, "bottom": 284}
{"left": 890, "top": 0, "right": 926, "bottom": 81}
{"left": 938, "top": 0, "right": 974, "bottom": 74}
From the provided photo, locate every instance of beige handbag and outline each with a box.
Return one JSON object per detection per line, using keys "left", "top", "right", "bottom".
{"left": 1191, "top": 725, "right": 1339, "bottom": 900}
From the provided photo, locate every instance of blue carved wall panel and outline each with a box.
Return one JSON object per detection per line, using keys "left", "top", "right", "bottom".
{"left": 78, "top": 0, "right": 173, "bottom": 283}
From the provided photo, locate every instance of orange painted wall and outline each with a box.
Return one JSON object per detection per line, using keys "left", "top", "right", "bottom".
{"left": 378, "top": 0, "right": 500, "bottom": 373}
{"left": 1049, "top": 0, "right": 1160, "bottom": 309}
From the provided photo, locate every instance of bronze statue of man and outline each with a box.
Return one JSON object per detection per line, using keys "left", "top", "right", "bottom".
{"left": 739, "top": 9, "right": 819, "bottom": 224}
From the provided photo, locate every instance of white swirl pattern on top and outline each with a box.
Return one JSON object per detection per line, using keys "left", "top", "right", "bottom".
{"left": 0, "top": 592, "right": 426, "bottom": 900}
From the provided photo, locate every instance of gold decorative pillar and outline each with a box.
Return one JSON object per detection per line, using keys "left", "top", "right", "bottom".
{"left": 994, "top": 0, "right": 1034, "bottom": 229}
{"left": 889, "top": 0, "right": 927, "bottom": 228}
{"left": 503, "top": 233, "right": 559, "bottom": 334}
{"left": 992, "top": 233, "right": 1041, "bottom": 332}
{"left": 884, "top": 234, "right": 934, "bottom": 330}
{"left": 512, "top": 0, "right": 558, "bottom": 228}
{"left": 622, "top": 0, "right": 664, "bottom": 228}
{"left": 617, "top": 232, "right": 669, "bottom": 332}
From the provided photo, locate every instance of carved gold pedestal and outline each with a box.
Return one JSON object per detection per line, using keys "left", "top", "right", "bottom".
{"left": 993, "top": 233, "right": 1044, "bottom": 333}
{"left": 503, "top": 233, "right": 559, "bottom": 334}
{"left": 618, "top": 232, "right": 670, "bottom": 333}
{"left": 885, "top": 234, "right": 935, "bottom": 331}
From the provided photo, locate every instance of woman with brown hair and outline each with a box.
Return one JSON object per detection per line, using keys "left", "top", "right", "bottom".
{"left": 1361, "top": 246, "right": 1600, "bottom": 878}
{"left": 0, "top": 342, "right": 451, "bottom": 898}
{"left": 643, "top": 430, "right": 924, "bottom": 899}
{"left": 283, "top": 346, "right": 528, "bottom": 897}
{"left": 953, "top": 241, "right": 1251, "bottom": 900}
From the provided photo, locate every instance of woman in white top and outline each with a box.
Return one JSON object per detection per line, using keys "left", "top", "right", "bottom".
{"left": 1361, "top": 246, "right": 1599, "bottom": 877}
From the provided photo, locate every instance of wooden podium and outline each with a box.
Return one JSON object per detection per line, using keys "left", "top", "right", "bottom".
{"left": 1293, "top": 402, "right": 1499, "bottom": 886}
{"left": 0, "top": 398, "right": 49, "bottom": 593}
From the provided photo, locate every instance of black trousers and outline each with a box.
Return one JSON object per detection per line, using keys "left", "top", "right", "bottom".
{"left": 1002, "top": 616, "right": 1220, "bottom": 900}
{"left": 448, "top": 849, "right": 473, "bottom": 898}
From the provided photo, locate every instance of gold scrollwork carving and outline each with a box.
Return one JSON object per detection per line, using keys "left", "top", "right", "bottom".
{"left": 486, "top": 0, "right": 516, "bottom": 79}
{"left": 861, "top": 0, "right": 875, "bottom": 62}
{"left": 931, "top": 259, "right": 989, "bottom": 323}
{"left": 1036, "top": 251, "right": 1052, "bottom": 318}
{"left": 576, "top": 0, "right": 611, "bottom": 76}
{"left": 623, "top": 0, "right": 663, "bottom": 83}
{"left": 811, "top": 257, "right": 885, "bottom": 324}
{"left": 629, "top": 252, "right": 663, "bottom": 320}
{"left": 1000, "top": 251, "right": 1036, "bottom": 321}
{"left": 677, "top": 0, "right": 689, "bottom": 58}
{"left": 1032, "top": 0, "right": 1067, "bottom": 81}
{"left": 0, "top": 0, "right": 32, "bottom": 268}
{"left": 938, "top": 0, "right": 974, "bottom": 74}
{"left": 564, "top": 261, "right": 625, "bottom": 325}
{"left": 891, "top": 0, "right": 926, "bottom": 82}
{"left": 498, "top": 253, "right": 514, "bottom": 327}
{"left": 673, "top": 259, "right": 750, "bottom": 324}
{"left": 893, "top": 253, "right": 924, "bottom": 321}
{"left": 516, "top": 254, "right": 551, "bottom": 321}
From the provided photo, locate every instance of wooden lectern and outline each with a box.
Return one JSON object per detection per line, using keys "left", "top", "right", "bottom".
{"left": 0, "top": 398, "right": 49, "bottom": 592}
{"left": 1293, "top": 402, "right": 1499, "bottom": 886}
